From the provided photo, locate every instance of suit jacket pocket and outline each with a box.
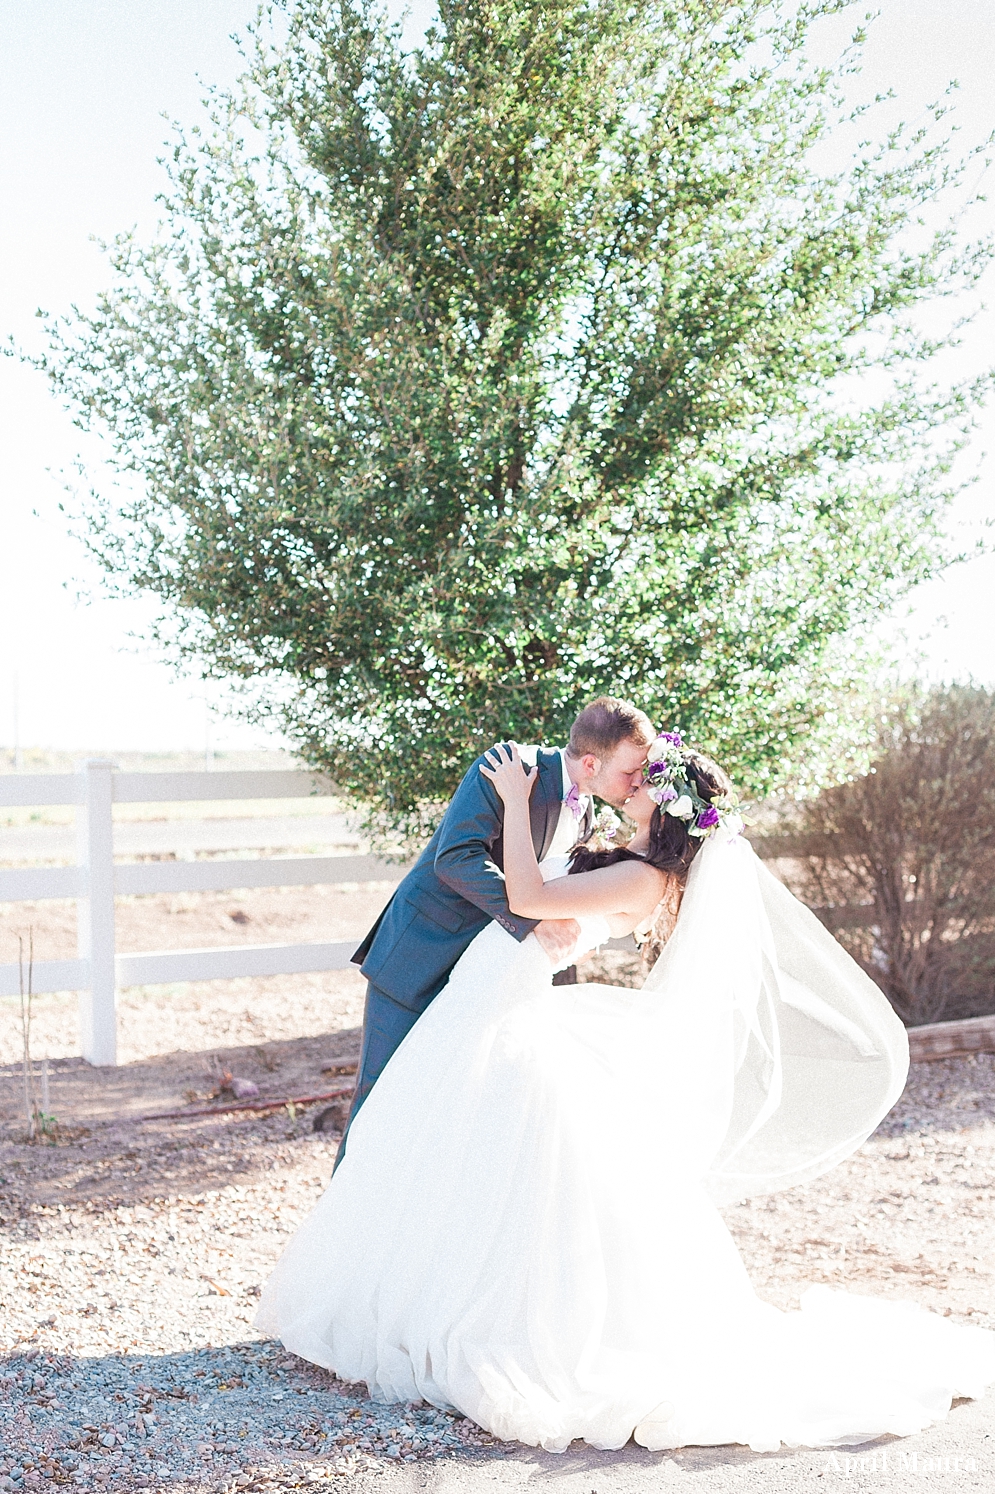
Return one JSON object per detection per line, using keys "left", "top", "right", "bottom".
{"left": 403, "top": 884, "right": 469, "bottom": 933}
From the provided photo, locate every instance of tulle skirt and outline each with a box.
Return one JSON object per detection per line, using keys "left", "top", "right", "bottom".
{"left": 256, "top": 918, "right": 995, "bottom": 1452}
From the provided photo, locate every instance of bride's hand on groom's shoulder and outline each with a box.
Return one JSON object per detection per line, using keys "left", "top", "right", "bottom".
{"left": 480, "top": 743, "right": 538, "bottom": 805}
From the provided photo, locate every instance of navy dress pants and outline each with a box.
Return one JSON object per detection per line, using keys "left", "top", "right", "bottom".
{"left": 333, "top": 980, "right": 423, "bottom": 1171}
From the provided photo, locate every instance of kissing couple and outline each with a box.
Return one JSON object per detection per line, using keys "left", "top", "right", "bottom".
{"left": 257, "top": 696, "right": 995, "bottom": 1455}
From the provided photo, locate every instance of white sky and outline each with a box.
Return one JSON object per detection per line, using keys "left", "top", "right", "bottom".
{"left": 1, "top": 0, "right": 993, "bottom": 753}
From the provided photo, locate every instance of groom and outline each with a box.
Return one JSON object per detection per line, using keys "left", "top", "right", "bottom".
{"left": 340, "top": 696, "right": 655, "bottom": 1154}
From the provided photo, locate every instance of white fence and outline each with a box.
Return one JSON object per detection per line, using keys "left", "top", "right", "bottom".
{"left": 0, "top": 761, "right": 406, "bottom": 1067}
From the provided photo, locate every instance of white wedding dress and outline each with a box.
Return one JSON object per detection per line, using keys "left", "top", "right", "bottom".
{"left": 256, "top": 831, "right": 995, "bottom": 1452}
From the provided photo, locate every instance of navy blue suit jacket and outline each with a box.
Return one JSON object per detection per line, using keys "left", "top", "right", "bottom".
{"left": 351, "top": 746, "right": 592, "bottom": 1014}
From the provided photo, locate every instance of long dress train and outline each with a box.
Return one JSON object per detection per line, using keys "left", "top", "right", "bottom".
{"left": 255, "top": 833, "right": 995, "bottom": 1452}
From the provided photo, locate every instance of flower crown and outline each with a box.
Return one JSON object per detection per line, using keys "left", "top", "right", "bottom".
{"left": 643, "top": 731, "right": 740, "bottom": 839}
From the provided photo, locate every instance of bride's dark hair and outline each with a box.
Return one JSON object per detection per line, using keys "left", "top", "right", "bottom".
{"left": 568, "top": 749, "right": 732, "bottom": 881}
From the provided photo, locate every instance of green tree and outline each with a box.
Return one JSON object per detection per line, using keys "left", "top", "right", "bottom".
{"left": 40, "top": 0, "right": 990, "bottom": 835}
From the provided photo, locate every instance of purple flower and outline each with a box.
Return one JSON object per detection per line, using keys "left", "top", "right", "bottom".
{"left": 658, "top": 730, "right": 683, "bottom": 747}
{"left": 647, "top": 783, "right": 677, "bottom": 806}
{"left": 696, "top": 805, "right": 720, "bottom": 829}
{"left": 647, "top": 760, "right": 668, "bottom": 778}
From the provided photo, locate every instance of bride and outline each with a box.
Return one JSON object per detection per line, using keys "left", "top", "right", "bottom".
{"left": 256, "top": 733, "right": 995, "bottom": 1453}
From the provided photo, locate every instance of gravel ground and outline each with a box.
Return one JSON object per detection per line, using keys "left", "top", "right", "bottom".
{"left": 2, "top": 957, "right": 994, "bottom": 1494}
{"left": 0, "top": 1100, "right": 502, "bottom": 1490}
{"left": 0, "top": 966, "right": 368, "bottom": 1081}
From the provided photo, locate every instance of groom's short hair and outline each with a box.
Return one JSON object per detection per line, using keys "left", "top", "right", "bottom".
{"left": 567, "top": 696, "right": 655, "bottom": 761}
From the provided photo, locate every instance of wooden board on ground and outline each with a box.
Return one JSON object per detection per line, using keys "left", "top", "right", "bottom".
{"left": 907, "top": 1013, "right": 995, "bottom": 1062}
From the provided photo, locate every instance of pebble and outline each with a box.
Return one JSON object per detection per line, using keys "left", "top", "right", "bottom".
{"left": 0, "top": 1330, "right": 493, "bottom": 1489}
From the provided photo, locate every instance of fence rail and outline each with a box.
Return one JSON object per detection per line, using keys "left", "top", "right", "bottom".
{"left": 0, "top": 761, "right": 407, "bottom": 1066}
{"left": 0, "top": 763, "right": 878, "bottom": 1069}
{"left": 0, "top": 852, "right": 404, "bottom": 902}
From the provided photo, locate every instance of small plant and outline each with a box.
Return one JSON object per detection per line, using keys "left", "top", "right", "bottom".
{"left": 19, "top": 932, "right": 37, "bottom": 1137}
{"left": 18, "top": 934, "right": 57, "bottom": 1143}
{"left": 34, "top": 1109, "right": 59, "bottom": 1142}
{"left": 204, "top": 1055, "right": 235, "bottom": 1099}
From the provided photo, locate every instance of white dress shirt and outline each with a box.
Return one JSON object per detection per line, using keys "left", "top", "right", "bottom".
{"left": 546, "top": 749, "right": 591, "bottom": 857}
{"left": 515, "top": 745, "right": 591, "bottom": 860}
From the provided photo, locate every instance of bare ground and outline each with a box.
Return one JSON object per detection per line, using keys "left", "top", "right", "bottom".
{"left": 0, "top": 916, "right": 994, "bottom": 1492}
{"left": 0, "top": 884, "right": 390, "bottom": 974}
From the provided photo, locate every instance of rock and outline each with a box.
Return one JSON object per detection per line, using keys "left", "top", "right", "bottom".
{"left": 229, "top": 1079, "right": 260, "bottom": 1100}
{"left": 313, "top": 1101, "right": 349, "bottom": 1135}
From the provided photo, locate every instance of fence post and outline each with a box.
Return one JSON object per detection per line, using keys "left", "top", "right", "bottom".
{"left": 76, "top": 759, "right": 117, "bottom": 1066}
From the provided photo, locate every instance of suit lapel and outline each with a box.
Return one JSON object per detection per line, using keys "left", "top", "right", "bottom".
{"left": 533, "top": 748, "right": 563, "bottom": 861}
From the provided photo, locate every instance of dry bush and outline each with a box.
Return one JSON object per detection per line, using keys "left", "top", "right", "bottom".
{"left": 780, "top": 686, "right": 995, "bottom": 1026}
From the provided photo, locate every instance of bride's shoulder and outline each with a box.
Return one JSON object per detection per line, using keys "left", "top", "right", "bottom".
{"left": 605, "top": 853, "right": 666, "bottom": 883}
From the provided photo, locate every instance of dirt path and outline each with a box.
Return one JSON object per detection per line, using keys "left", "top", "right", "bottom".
{"left": 1, "top": 996, "right": 993, "bottom": 1494}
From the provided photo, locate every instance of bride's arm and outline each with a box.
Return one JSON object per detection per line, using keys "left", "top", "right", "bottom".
{"left": 480, "top": 745, "right": 662, "bottom": 921}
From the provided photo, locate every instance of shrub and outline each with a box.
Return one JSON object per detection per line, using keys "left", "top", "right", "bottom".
{"left": 778, "top": 685, "right": 995, "bottom": 1026}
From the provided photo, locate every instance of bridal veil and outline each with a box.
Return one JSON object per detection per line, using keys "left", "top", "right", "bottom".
{"left": 628, "top": 826, "right": 909, "bottom": 1205}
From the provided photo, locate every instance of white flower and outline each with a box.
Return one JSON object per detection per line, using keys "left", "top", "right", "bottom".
{"left": 665, "top": 794, "right": 694, "bottom": 820}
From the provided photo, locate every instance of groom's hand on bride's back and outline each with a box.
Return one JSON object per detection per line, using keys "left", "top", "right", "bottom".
{"left": 534, "top": 918, "right": 581, "bottom": 966}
